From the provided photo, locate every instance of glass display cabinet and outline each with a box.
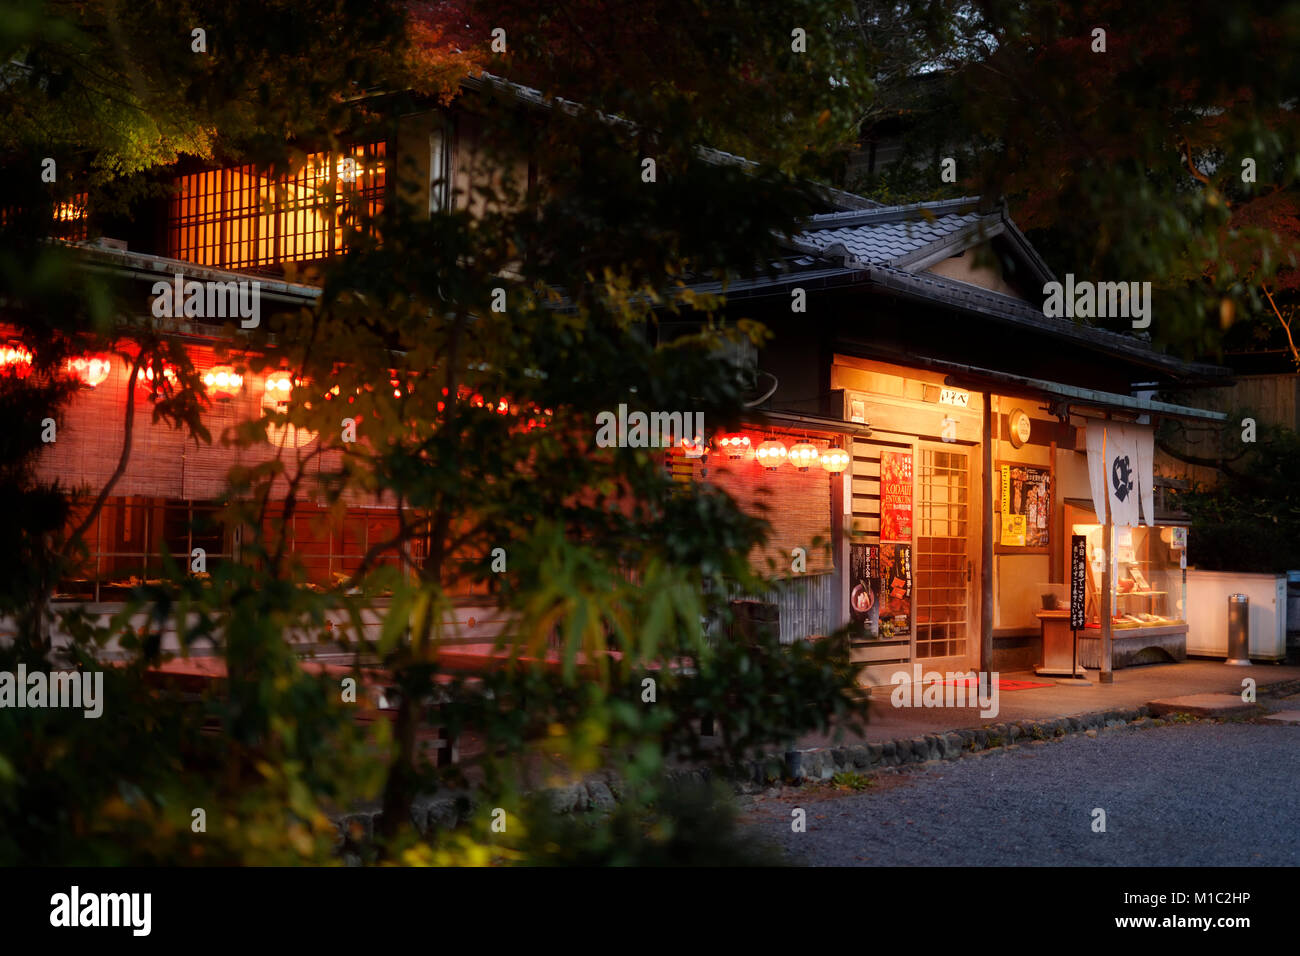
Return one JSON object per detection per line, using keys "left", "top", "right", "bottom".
{"left": 1063, "top": 501, "right": 1188, "bottom": 634}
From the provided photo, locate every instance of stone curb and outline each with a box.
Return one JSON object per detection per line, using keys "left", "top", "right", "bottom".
{"left": 774, "top": 706, "right": 1154, "bottom": 784}
{"left": 1256, "top": 676, "right": 1300, "bottom": 700}
{"left": 767, "top": 675, "right": 1300, "bottom": 786}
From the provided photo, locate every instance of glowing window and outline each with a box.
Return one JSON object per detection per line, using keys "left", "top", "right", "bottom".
{"left": 167, "top": 143, "right": 386, "bottom": 268}
{"left": 0, "top": 193, "right": 88, "bottom": 241}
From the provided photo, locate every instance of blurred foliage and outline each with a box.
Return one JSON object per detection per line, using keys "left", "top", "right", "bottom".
{"left": 512, "top": 779, "right": 786, "bottom": 867}
{"left": 1169, "top": 419, "right": 1300, "bottom": 573}
{"left": 451, "top": 0, "right": 873, "bottom": 179}
{"left": 846, "top": 1, "right": 1300, "bottom": 360}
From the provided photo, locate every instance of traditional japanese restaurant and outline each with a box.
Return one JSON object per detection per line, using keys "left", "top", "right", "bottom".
{"left": 6, "top": 76, "right": 1232, "bottom": 686}
{"left": 678, "top": 194, "right": 1231, "bottom": 684}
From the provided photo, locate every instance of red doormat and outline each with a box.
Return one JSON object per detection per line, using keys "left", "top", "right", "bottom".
{"left": 936, "top": 678, "right": 1055, "bottom": 691}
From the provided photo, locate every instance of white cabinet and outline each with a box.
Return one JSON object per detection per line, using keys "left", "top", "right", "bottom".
{"left": 1186, "top": 570, "right": 1287, "bottom": 661}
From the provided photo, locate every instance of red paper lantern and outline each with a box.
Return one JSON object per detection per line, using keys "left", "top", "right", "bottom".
{"left": 715, "top": 433, "right": 751, "bottom": 458}
{"left": 138, "top": 360, "right": 179, "bottom": 394}
{"left": 67, "top": 354, "right": 113, "bottom": 388}
{"left": 820, "top": 446, "right": 850, "bottom": 474}
{"left": 202, "top": 364, "right": 243, "bottom": 400}
{"left": 264, "top": 371, "right": 295, "bottom": 396}
{"left": 0, "top": 343, "right": 33, "bottom": 378}
{"left": 263, "top": 370, "right": 316, "bottom": 447}
{"left": 680, "top": 435, "right": 706, "bottom": 458}
{"left": 788, "top": 442, "right": 820, "bottom": 471}
{"left": 755, "top": 439, "right": 789, "bottom": 470}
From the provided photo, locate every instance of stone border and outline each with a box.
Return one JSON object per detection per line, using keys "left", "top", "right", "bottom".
{"left": 772, "top": 708, "right": 1151, "bottom": 785}
{"left": 767, "top": 675, "right": 1300, "bottom": 786}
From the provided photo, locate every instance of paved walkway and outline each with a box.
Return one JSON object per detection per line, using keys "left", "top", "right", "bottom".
{"left": 748, "top": 712, "right": 1300, "bottom": 866}
{"left": 795, "top": 660, "right": 1300, "bottom": 749}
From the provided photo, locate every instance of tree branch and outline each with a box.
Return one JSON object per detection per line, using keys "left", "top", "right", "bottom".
{"left": 1262, "top": 283, "right": 1300, "bottom": 368}
{"left": 61, "top": 350, "right": 142, "bottom": 556}
{"left": 1179, "top": 137, "right": 1214, "bottom": 190}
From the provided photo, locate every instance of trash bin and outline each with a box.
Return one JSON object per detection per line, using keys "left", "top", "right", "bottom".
{"left": 1227, "top": 593, "right": 1251, "bottom": 666}
{"left": 1287, "top": 571, "right": 1300, "bottom": 636}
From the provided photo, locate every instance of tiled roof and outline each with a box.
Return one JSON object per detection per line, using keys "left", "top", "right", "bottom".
{"left": 793, "top": 198, "right": 987, "bottom": 267}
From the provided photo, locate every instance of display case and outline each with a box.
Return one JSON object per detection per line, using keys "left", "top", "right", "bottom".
{"left": 1063, "top": 502, "right": 1187, "bottom": 634}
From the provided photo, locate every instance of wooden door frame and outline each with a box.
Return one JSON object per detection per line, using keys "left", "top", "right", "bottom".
{"left": 912, "top": 438, "right": 979, "bottom": 675}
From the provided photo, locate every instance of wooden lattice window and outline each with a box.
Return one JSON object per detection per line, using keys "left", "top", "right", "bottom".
{"left": 167, "top": 143, "right": 386, "bottom": 268}
{"left": 56, "top": 497, "right": 233, "bottom": 603}
{"left": 0, "top": 192, "right": 88, "bottom": 241}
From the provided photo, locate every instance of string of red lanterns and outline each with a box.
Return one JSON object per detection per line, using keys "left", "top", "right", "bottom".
{"left": 8, "top": 341, "right": 850, "bottom": 474}
{"left": 678, "top": 432, "right": 850, "bottom": 474}
{"left": 1, "top": 342, "right": 555, "bottom": 439}
{"left": 2, "top": 344, "right": 115, "bottom": 388}
{"left": 11, "top": 341, "right": 849, "bottom": 471}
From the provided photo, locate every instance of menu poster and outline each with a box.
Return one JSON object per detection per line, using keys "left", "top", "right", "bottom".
{"left": 999, "top": 462, "right": 1052, "bottom": 551}
{"left": 880, "top": 451, "right": 913, "bottom": 543}
{"left": 849, "top": 543, "right": 880, "bottom": 636}
{"left": 1070, "top": 534, "right": 1087, "bottom": 629}
{"left": 879, "top": 543, "right": 912, "bottom": 637}
{"left": 1001, "top": 512, "right": 1027, "bottom": 547}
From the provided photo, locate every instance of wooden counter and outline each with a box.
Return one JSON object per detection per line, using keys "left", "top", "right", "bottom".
{"left": 1035, "top": 610, "right": 1087, "bottom": 677}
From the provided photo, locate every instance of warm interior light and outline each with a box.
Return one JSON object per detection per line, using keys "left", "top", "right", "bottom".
{"left": 167, "top": 143, "right": 385, "bottom": 269}
{"left": 756, "top": 439, "right": 789, "bottom": 469}
{"left": 789, "top": 442, "right": 820, "bottom": 470}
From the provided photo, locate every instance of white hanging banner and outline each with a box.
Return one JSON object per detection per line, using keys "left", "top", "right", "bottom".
{"left": 1128, "top": 422, "right": 1155, "bottom": 526}
{"left": 1085, "top": 421, "right": 1153, "bottom": 527}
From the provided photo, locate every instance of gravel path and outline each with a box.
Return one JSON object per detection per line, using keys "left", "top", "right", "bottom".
{"left": 741, "top": 720, "right": 1300, "bottom": 866}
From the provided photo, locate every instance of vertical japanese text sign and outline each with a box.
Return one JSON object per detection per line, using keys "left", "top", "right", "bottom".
{"left": 1070, "top": 534, "right": 1087, "bottom": 630}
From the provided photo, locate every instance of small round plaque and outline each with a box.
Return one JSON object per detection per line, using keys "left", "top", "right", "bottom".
{"left": 1008, "top": 408, "right": 1032, "bottom": 448}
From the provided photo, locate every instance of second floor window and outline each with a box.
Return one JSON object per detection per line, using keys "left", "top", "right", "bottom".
{"left": 167, "top": 142, "right": 386, "bottom": 269}
{"left": 0, "top": 192, "right": 88, "bottom": 241}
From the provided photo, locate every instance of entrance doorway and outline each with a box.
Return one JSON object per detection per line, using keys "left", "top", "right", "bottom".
{"left": 914, "top": 443, "right": 975, "bottom": 672}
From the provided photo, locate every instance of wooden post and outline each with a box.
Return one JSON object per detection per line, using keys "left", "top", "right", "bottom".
{"left": 981, "top": 391, "right": 994, "bottom": 674}
{"left": 1048, "top": 439, "right": 1059, "bottom": 582}
{"left": 831, "top": 460, "right": 848, "bottom": 632}
{"left": 1100, "top": 423, "right": 1114, "bottom": 683}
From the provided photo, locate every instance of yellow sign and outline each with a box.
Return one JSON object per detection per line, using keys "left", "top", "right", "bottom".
{"left": 1001, "top": 513, "right": 1027, "bottom": 547}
